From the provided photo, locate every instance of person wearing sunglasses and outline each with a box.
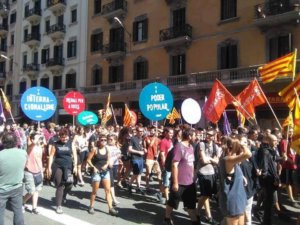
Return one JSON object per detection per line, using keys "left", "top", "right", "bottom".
{"left": 87, "top": 134, "right": 118, "bottom": 216}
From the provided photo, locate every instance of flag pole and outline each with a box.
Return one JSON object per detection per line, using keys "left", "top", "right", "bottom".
{"left": 110, "top": 104, "right": 118, "bottom": 126}
{"left": 255, "top": 78, "right": 282, "bottom": 129}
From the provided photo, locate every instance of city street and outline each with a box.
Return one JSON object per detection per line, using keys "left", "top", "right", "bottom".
{"left": 4, "top": 175, "right": 300, "bottom": 225}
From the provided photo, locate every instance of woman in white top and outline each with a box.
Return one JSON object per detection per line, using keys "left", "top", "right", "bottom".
{"left": 73, "top": 126, "right": 88, "bottom": 186}
{"left": 107, "top": 134, "right": 122, "bottom": 205}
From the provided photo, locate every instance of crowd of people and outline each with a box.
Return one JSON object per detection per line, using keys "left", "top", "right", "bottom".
{"left": 0, "top": 121, "right": 300, "bottom": 225}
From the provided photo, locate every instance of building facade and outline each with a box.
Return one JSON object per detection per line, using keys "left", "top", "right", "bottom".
{"left": 86, "top": 0, "right": 300, "bottom": 128}
{"left": 1, "top": 0, "right": 88, "bottom": 123}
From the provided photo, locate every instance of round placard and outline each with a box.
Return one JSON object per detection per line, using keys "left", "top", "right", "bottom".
{"left": 77, "top": 111, "right": 98, "bottom": 125}
{"left": 21, "top": 87, "right": 57, "bottom": 121}
{"left": 63, "top": 91, "right": 85, "bottom": 115}
{"left": 181, "top": 98, "right": 201, "bottom": 124}
{"left": 139, "top": 82, "right": 173, "bottom": 121}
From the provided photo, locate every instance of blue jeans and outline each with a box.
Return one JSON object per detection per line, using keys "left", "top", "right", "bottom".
{"left": 0, "top": 186, "right": 24, "bottom": 225}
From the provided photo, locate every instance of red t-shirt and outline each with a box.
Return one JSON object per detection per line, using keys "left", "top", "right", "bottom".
{"left": 159, "top": 138, "right": 173, "bottom": 157}
{"left": 280, "top": 139, "right": 297, "bottom": 170}
{"left": 145, "top": 136, "right": 160, "bottom": 160}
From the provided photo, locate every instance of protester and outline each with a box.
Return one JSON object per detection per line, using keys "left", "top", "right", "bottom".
{"left": 23, "top": 132, "right": 44, "bottom": 214}
{"left": 0, "top": 132, "right": 27, "bottom": 225}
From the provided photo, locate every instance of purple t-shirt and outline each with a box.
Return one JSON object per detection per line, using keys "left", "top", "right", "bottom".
{"left": 173, "top": 142, "right": 195, "bottom": 185}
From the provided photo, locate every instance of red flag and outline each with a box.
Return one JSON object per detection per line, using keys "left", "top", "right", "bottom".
{"left": 203, "top": 80, "right": 234, "bottom": 124}
{"left": 235, "top": 80, "right": 266, "bottom": 119}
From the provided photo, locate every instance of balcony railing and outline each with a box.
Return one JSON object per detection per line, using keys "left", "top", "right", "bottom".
{"left": 101, "top": 0, "right": 127, "bottom": 15}
{"left": 81, "top": 66, "right": 261, "bottom": 96}
{"left": 0, "top": 24, "right": 8, "bottom": 31}
{"left": 0, "top": 44, "right": 7, "bottom": 52}
{"left": 255, "top": 0, "right": 299, "bottom": 19}
{"left": 101, "top": 42, "right": 126, "bottom": 54}
{"left": 46, "top": 58, "right": 64, "bottom": 67}
{"left": 46, "top": 24, "right": 66, "bottom": 35}
{"left": 0, "top": 72, "right": 6, "bottom": 78}
{"left": 160, "top": 24, "right": 192, "bottom": 42}
{"left": 24, "top": 33, "right": 41, "bottom": 42}
{"left": 47, "top": 0, "right": 66, "bottom": 8}
{"left": 25, "top": 8, "right": 41, "bottom": 18}
{"left": 23, "top": 63, "right": 40, "bottom": 72}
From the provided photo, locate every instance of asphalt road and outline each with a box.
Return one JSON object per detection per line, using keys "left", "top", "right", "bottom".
{"left": 4, "top": 175, "right": 300, "bottom": 225}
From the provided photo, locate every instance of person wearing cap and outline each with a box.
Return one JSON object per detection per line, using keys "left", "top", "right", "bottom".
{"left": 196, "top": 128, "right": 220, "bottom": 225}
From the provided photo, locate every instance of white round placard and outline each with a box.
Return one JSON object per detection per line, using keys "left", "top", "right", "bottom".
{"left": 181, "top": 98, "right": 201, "bottom": 124}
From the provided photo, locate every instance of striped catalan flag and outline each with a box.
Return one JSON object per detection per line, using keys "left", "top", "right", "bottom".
{"left": 123, "top": 104, "right": 133, "bottom": 127}
{"left": 259, "top": 51, "right": 296, "bottom": 84}
{"left": 0, "top": 88, "right": 11, "bottom": 112}
{"left": 278, "top": 74, "right": 300, "bottom": 110}
{"left": 292, "top": 97, "right": 300, "bottom": 154}
{"left": 166, "top": 107, "right": 181, "bottom": 125}
{"left": 282, "top": 112, "right": 294, "bottom": 128}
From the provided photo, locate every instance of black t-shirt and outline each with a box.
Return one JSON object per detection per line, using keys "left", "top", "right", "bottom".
{"left": 54, "top": 139, "right": 73, "bottom": 167}
{"left": 88, "top": 133, "right": 99, "bottom": 151}
{"left": 129, "top": 136, "right": 143, "bottom": 160}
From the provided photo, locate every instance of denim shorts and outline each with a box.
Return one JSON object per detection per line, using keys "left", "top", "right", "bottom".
{"left": 91, "top": 171, "right": 110, "bottom": 182}
{"left": 131, "top": 159, "right": 144, "bottom": 175}
{"left": 23, "top": 171, "right": 43, "bottom": 194}
{"left": 162, "top": 170, "right": 171, "bottom": 187}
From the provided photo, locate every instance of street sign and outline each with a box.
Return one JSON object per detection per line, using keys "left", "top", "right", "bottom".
{"left": 21, "top": 87, "right": 57, "bottom": 121}
{"left": 77, "top": 111, "right": 98, "bottom": 125}
{"left": 139, "top": 82, "right": 173, "bottom": 121}
{"left": 63, "top": 91, "right": 85, "bottom": 115}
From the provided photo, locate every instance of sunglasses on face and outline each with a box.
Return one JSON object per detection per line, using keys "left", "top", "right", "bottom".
{"left": 100, "top": 139, "right": 107, "bottom": 141}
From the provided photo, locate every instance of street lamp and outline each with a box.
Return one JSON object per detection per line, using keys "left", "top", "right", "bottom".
{"left": 113, "top": 17, "right": 132, "bottom": 51}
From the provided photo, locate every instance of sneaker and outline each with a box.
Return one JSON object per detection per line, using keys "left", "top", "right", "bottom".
{"left": 88, "top": 207, "right": 95, "bottom": 214}
{"left": 56, "top": 206, "right": 63, "bottom": 214}
{"left": 113, "top": 201, "right": 120, "bottom": 207}
{"left": 78, "top": 182, "right": 85, "bottom": 187}
{"left": 163, "top": 218, "right": 174, "bottom": 225}
{"left": 206, "top": 217, "right": 219, "bottom": 225}
{"left": 22, "top": 205, "right": 25, "bottom": 213}
{"left": 136, "top": 188, "right": 145, "bottom": 195}
{"left": 32, "top": 208, "right": 39, "bottom": 214}
{"left": 109, "top": 208, "right": 118, "bottom": 216}
{"left": 156, "top": 193, "right": 163, "bottom": 204}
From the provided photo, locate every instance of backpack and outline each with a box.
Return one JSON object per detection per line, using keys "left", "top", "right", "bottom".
{"left": 164, "top": 147, "right": 175, "bottom": 172}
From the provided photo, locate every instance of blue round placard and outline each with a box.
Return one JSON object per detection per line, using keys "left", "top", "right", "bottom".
{"left": 139, "top": 82, "right": 173, "bottom": 121}
{"left": 21, "top": 87, "right": 57, "bottom": 121}
{"left": 77, "top": 111, "right": 98, "bottom": 125}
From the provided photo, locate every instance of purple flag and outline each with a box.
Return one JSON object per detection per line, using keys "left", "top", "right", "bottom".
{"left": 223, "top": 111, "right": 231, "bottom": 135}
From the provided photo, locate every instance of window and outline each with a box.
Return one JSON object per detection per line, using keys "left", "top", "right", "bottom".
{"left": 92, "top": 66, "right": 102, "bottom": 85}
{"left": 221, "top": 0, "right": 237, "bottom": 20}
{"left": 109, "top": 65, "right": 124, "bottom": 83}
{"left": 134, "top": 57, "right": 148, "bottom": 80}
{"left": 71, "top": 8, "right": 77, "bottom": 23}
{"left": 10, "top": 12, "right": 16, "bottom": 24}
{"left": 171, "top": 54, "right": 186, "bottom": 75}
{"left": 23, "top": 53, "right": 27, "bottom": 68}
{"left": 90, "top": 33, "right": 103, "bottom": 52}
{"left": 219, "top": 40, "right": 238, "bottom": 69}
{"left": 23, "top": 28, "right": 28, "bottom": 42}
{"left": 40, "top": 77, "right": 49, "bottom": 88}
{"left": 133, "top": 19, "right": 148, "bottom": 42}
{"left": 173, "top": 8, "right": 186, "bottom": 27}
{"left": 67, "top": 40, "right": 77, "bottom": 58}
{"left": 268, "top": 33, "right": 292, "bottom": 61}
{"left": 9, "top": 57, "right": 13, "bottom": 72}
{"left": 45, "top": 20, "right": 50, "bottom": 33}
{"left": 94, "top": 0, "right": 101, "bottom": 14}
{"left": 31, "top": 80, "right": 37, "bottom": 87}
{"left": 41, "top": 48, "right": 50, "bottom": 64}
{"left": 66, "top": 73, "right": 76, "bottom": 89}
{"left": 19, "top": 81, "right": 26, "bottom": 94}
{"left": 53, "top": 76, "right": 62, "bottom": 90}
{"left": 6, "top": 84, "right": 13, "bottom": 96}
{"left": 10, "top": 33, "right": 14, "bottom": 46}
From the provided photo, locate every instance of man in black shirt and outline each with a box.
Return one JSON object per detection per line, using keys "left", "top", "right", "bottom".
{"left": 127, "top": 127, "right": 146, "bottom": 194}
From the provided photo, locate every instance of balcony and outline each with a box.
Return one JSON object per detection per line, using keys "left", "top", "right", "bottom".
{"left": 101, "top": 0, "right": 127, "bottom": 20}
{"left": 46, "top": 0, "right": 66, "bottom": 14}
{"left": 0, "top": 2, "right": 9, "bottom": 17}
{"left": 160, "top": 24, "right": 192, "bottom": 49}
{"left": 24, "top": 8, "right": 41, "bottom": 24}
{"left": 24, "top": 33, "right": 41, "bottom": 48}
{"left": 23, "top": 63, "right": 39, "bottom": 79}
{"left": 101, "top": 42, "right": 126, "bottom": 61}
{"left": 46, "top": 24, "right": 66, "bottom": 41}
{"left": 81, "top": 66, "right": 261, "bottom": 97}
{"left": 0, "top": 44, "right": 7, "bottom": 55}
{"left": 254, "top": 0, "right": 300, "bottom": 29}
{"left": 0, "top": 24, "right": 8, "bottom": 37}
{"left": 45, "top": 58, "right": 64, "bottom": 72}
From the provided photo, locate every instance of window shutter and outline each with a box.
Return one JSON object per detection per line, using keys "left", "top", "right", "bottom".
{"left": 229, "top": 44, "right": 237, "bottom": 68}
{"left": 142, "top": 19, "right": 148, "bottom": 40}
{"left": 41, "top": 49, "right": 45, "bottom": 64}
{"left": 132, "top": 21, "right": 137, "bottom": 42}
{"left": 220, "top": 46, "right": 227, "bottom": 69}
